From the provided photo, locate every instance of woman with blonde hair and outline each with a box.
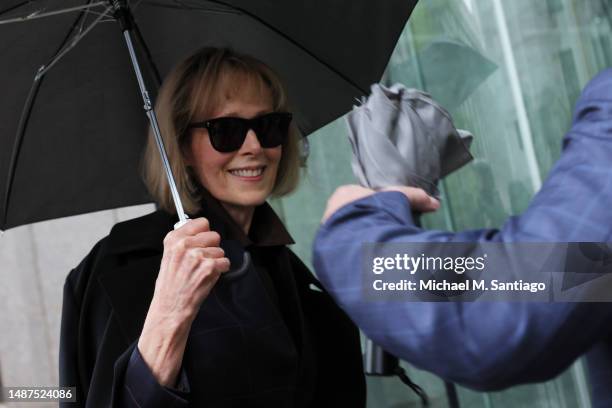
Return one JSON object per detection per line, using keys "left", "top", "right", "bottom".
{"left": 59, "top": 47, "right": 365, "bottom": 407}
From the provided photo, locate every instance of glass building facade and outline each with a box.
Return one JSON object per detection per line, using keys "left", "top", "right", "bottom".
{"left": 270, "top": 0, "right": 612, "bottom": 406}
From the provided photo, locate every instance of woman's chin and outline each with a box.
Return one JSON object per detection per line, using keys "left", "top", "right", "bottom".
{"left": 219, "top": 191, "right": 270, "bottom": 209}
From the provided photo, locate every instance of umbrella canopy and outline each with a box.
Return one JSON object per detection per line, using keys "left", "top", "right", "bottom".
{"left": 0, "top": 0, "right": 418, "bottom": 230}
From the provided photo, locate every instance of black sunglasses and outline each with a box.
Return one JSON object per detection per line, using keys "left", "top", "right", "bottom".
{"left": 187, "top": 112, "right": 292, "bottom": 153}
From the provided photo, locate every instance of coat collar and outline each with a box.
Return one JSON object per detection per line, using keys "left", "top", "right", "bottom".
{"left": 106, "top": 189, "right": 293, "bottom": 255}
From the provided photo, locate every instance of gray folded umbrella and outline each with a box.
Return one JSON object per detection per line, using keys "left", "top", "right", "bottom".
{"left": 346, "top": 83, "right": 474, "bottom": 197}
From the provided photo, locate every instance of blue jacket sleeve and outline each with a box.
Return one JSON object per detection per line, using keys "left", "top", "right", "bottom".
{"left": 313, "top": 69, "right": 612, "bottom": 390}
{"left": 120, "top": 346, "right": 190, "bottom": 408}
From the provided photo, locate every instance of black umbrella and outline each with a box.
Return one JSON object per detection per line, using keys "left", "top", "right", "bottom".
{"left": 0, "top": 0, "right": 418, "bottom": 230}
{"left": 1, "top": 2, "right": 445, "bottom": 404}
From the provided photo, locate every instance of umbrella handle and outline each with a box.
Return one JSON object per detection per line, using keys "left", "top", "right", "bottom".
{"left": 173, "top": 219, "right": 250, "bottom": 281}
{"left": 223, "top": 251, "right": 251, "bottom": 281}
{"left": 174, "top": 218, "right": 190, "bottom": 230}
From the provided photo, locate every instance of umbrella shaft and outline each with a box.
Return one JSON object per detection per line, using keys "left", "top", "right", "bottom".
{"left": 121, "top": 30, "right": 188, "bottom": 227}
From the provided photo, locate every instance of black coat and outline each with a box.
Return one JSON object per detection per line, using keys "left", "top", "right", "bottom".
{"left": 59, "top": 197, "right": 366, "bottom": 407}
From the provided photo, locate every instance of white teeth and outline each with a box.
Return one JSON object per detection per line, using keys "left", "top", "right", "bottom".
{"left": 229, "top": 167, "right": 264, "bottom": 177}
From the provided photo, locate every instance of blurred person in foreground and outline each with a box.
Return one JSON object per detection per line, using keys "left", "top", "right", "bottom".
{"left": 314, "top": 69, "right": 612, "bottom": 407}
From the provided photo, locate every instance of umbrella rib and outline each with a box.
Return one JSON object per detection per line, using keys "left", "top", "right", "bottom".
{"left": 1, "top": 75, "right": 43, "bottom": 229}
{"left": 147, "top": 0, "right": 240, "bottom": 15}
{"left": 0, "top": 2, "right": 108, "bottom": 25}
{"left": 0, "top": 1, "right": 30, "bottom": 17}
{"left": 38, "top": 5, "right": 113, "bottom": 78}
{"left": 1, "top": 4, "right": 113, "bottom": 228}
{"left": 46, "top": 0, "right": 101, "bottom": 68}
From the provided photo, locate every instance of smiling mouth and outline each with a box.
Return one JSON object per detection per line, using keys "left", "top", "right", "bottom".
{"left": 228, "top": 166, "right": 265, "bottom": 177}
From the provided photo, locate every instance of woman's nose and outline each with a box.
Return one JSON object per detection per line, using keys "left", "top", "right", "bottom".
{"left": 239, "top": 129, "right": 263, "bottom": 154}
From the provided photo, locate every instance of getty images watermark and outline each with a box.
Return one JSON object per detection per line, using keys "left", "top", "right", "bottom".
{"left": 361, "top": 243, "right": 612, "bottom": 302}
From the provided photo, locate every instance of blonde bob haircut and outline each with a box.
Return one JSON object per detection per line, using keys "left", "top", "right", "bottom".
{"left": 142, "top": 47, "right": 301, "bottom": 215}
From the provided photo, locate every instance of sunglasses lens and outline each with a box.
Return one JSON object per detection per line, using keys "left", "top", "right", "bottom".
{"left": 207, "top": 118, "right": 248, "bottom": 152}
{"left": 255, "top": 113, "right": 290, "bottom": 148}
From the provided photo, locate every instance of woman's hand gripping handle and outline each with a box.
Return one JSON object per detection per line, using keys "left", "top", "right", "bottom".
{"left": 137, "top": 217, "right": 230, "bottom": 387}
